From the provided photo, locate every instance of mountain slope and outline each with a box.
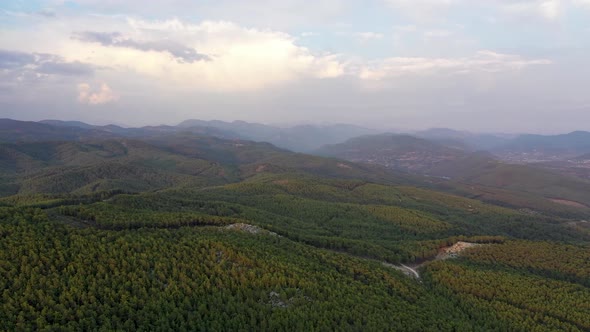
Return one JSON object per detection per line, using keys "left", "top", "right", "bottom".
{"left": 0, "top": 134, "right": 411, "bottom": 196}
{"left": 2, "top": 126, "right": 590, "bottom": 331}
{"left": 178, "top": 119, "right": 375, "bottom": 152}
{"left": 496, "top": 131, "right": 590, "bottom": 157}
{"left": 429, "top": 153, "right": 590, "bottom": 208}
{"left": 314, "top": 133, "right": 590, "bottom": 214}
{"left": 315, "top": 133, "right": 465, "bottom": 173}
{"left": 0, "top": 118, "right": 117, "bottom": 143}
{"left": 415, "top": 128, "right": 511, "bottom": 150}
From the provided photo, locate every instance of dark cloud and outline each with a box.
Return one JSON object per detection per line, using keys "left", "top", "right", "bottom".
{"left": 73, "top": 31, "right": 211, "bottom": 63}
{"left": 0, "top": 50, "right": 36, "bottom": 69}
{"left": 37, "top": 61, "right": 95, "bottom": 76}
{"left": 0, "top": 49, "right": 95, "bottom": 90}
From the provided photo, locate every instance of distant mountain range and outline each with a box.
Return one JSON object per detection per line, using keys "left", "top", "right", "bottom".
{"left": 3, "top": 117, "right": 590, "bottom": 216}
{"left": 5, "top": 118, "right": 590, "bottom": 157}
{"left": 177, "top": 119, "right": 375, "bottom": 152}
{"left": 1, "top": 118, "right": 375, "bottom": 153}
{"left": 413, "top": 128, "right": 513, "bottom": 151}
{"left": 494, "top": 131, "right": 590, "bottom": 156}
{"left": 313, "top": 132, "right": 590, "bottom": 209}
{"left": 413, "top": 127, "right": 590, "bottom": 158}
{"left": 314, "top": 134, "right": 465, "bottom": 173}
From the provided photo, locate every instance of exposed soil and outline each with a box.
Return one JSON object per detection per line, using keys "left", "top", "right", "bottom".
{"left": 225, "top": 223, "right": 278, "bottom": 236}
{"left": 273, "top": 180, "right": 290, "bottom": 185}
{"left": 337, "top": 163, "right": 352, "bottom": 169}
{"left": 548, "top": 198, "right": 588, "bottom": 208}
{"left": 435, "top": 241, "right": 481, "bottom": 260}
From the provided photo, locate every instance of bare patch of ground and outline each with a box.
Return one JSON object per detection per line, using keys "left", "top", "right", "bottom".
{"left": 548, "top": 198, "right": 588, "bottom": 208}
{"left": 256, "top": 164, "right": 267, "bottom": 172}
{"left": 225, "top": 223, "right": 278, "bottom": 236}
{"left": 436, "top": 241, "right": 481, "bottom": 260}
{"left": 337, "top": 163, "right": 352, "bottom": 169}
{"left": 273, "top": 179, "right": 290, "bottom": 185}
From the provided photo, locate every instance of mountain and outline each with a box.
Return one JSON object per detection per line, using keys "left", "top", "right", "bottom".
{"left": 5, "top": 119, "right": 375, "bottom": 152}
{"left": 178, "top": 119, "right": 376, "bottom": 152}
{"left": 428, "top": 152, "right": 590, "bottom": 206}
{"left": 315, "top": 133, "right": 466, "bottom": 173}
{"left": 0, "top": 133, "right": 408, "bottom": 197}
{"left": 315, "top": 133, "right": 590, "bottom": 214}
{"left": 2, "top": 122, "right": 590, "bottom": 331}
{"left": 40, "top": 119, "right": 239, "bottom": 139}
{"left": 495, "top": 131, "right": 590, "bottom": 161}
{"left": 415, "top": 128, "right": 512, "bottom": 151}
{"left": 39, "top": 119, "right": 97, "bottom": 129}
{"left": 0, "top": 118, "right": 117, "bottom": 143}
{"left": 573, "top": 153, "right": 590, "bottom": 161}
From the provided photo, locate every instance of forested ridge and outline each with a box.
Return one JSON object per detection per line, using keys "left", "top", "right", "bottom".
{"left": 1, "top": 135, "right": 589, "bottom": 331}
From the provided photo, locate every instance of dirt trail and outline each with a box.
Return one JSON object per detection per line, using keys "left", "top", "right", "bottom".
{"left": 382, "top": 262, "right": 421, "bottom": 279}
{"left": 383, "top": 241, "right": 482, "bottom": 279}
{"left": 400, "top": 264, "right": 420, "bottom": 279}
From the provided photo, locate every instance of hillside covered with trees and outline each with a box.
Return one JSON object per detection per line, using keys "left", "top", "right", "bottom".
{"left": 1, "top": 128, "right": 589, "bottom": 330}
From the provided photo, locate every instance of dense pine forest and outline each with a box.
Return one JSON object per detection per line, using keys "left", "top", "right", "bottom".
{"left": 1, "top": 132, "right": 589, "bottom": 331}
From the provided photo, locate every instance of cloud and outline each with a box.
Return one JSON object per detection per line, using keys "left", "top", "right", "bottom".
{"left": 0, "top": 49, "right": 95, "bottom": 75}
{"left": 77, "top": 83, "right": 118, "bottom": 105}
{"left": 358, "top": 50, "right": 551, "bottom": 80}
{"left": 56, "top": 0, "right": 352, "bottom": 29}
{"left": 36, "top": 9, "right": 57, "bottom": 17}
{"left": 73, "top": 31, "right": 211, "bottom": 63}
{"left": 384, "top": 0, "right": 458, "bottom": 20}
{"left": 63, "top": 19, "right": 346, "bottom": 91}
{"left": 384, "top": 0, "right": 574, "bottom": 22}
{"left": 500, "top": 0, "right": 563, "bottom": 21}
{"left": 354, "top": 32, "right": 385, "bottom": 41}
{"left": 37, "top": 61, "right": 95, "bottom": 76}
{"left": 423, "top": 29, "right": 453, "bottom": 38}
{"left": 393, "top": 25, "right": 418, "bottom": 33}
{"left": 300, "top": 32, "right": 319, "bottom": 37}
{"left": 0, "top": 50, "right": 36, "bottom": 69}
{"left": 0, "top": 49, "right": 95, "bottom": 87}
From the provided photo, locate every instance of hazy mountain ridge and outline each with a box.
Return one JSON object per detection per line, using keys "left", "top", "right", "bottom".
{"left": 315, "top": 133, "right": 466, "bottom": 173}
{"left": 414, "top": 128, "right": 513, "bottom": 151}
{"left": 0, "top": 120, "right": 590, "bottom": 210}
{"left": 4, "top": 119, "right": 375, "bottom": 152}
{"left": 314, "top": 132, "right": 590, "bottom": 211}
{"left": 179, "top": 119, "right": 376, "bottom": 152}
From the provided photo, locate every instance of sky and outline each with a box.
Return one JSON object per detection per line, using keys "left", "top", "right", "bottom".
{"left": 1, "top": 0, "right": 590, "bottom": 133}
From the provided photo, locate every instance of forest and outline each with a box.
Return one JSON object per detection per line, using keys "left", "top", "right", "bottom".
{"left": 1, "top": 135, "right": 589, "bottom": 331}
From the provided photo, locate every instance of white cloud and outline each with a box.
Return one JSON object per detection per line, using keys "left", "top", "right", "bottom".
{"left": 0, "top": 15, "right": 346, "bottom": 92}
{"left": 501, "top": 0, "right": 563, "bottom": 20}
{"left": 78, "top": 82, "right": 118, "bottom": 105}
{"left": 358, "top": 50, "right": 551, "bottom": 80}
{"left": 64, "top": 19, "right": 345, "bottom": 91}
{"left": 573, "top": 0, "right": 590, "bottom": 7}
{"left": 384, "top": 0, "right": 458, "bottom": 20}
{"left": 384, "top": 0, "right": 581, "bottom": 22}
{"left": 300, "top": 32, "right": 319, "bottom": 37}
{"left": 423, "top": 29, "right": 453, "bottom": 38}
{"left": 355, "top": 32, "right": 385, "bottom": 41}
{"left": 393, "top": 25, "right": 418, "bottom": 33}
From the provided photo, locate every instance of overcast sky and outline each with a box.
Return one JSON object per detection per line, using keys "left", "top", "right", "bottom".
{"left": 1, "top": 0, "right": 590, "bottom": 133}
